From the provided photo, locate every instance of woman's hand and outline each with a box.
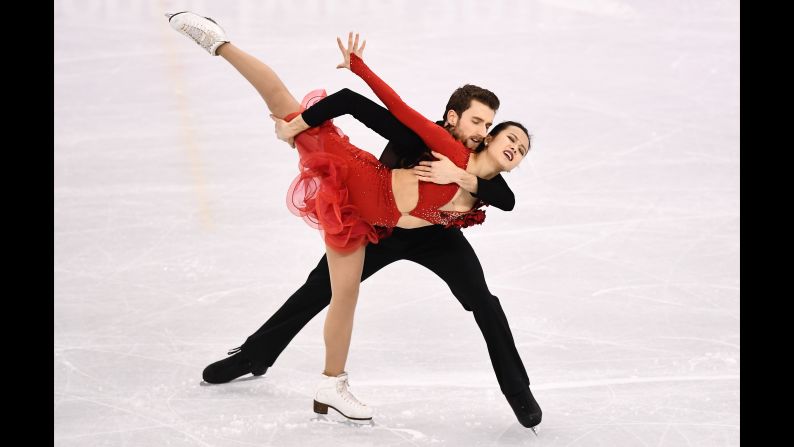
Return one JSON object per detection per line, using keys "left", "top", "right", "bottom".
{"left": 336, "top": 32, "right": 366, "bottom": 70}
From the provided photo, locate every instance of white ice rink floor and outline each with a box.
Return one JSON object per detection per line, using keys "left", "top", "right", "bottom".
{"left": 54, "top": 1, "right": 740, "bottom": 445}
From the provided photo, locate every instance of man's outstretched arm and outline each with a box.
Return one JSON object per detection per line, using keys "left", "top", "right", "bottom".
{"left": 302, "top": 88, "right": 426, "bottom": 163}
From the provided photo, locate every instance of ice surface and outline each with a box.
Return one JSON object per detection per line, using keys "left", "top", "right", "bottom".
{"left": 55, "top": 0, "right": 739, "bottom": 445}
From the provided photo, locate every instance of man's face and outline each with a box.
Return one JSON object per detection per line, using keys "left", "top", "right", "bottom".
{"left": 448, "top": 100, "right": 496, "bottom": 149}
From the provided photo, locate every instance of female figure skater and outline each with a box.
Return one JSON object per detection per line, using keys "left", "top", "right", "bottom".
{"left": 166, "top": 12, "right": 531, "bottom": 422}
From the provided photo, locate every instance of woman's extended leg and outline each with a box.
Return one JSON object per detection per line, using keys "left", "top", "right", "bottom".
{"left": 216, "top": 43, "right": 301, "bottom": 118}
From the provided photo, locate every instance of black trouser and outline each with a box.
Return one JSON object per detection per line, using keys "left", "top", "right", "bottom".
{"left": 240, "top": 225, "right": 530, "bottom": 396}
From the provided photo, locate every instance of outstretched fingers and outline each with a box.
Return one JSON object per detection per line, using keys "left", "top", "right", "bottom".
{"left": 336, "top": 32, "right": 366, "bottom": 69}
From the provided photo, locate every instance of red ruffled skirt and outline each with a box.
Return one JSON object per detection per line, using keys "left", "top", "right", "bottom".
{"left": 284, "top": 90, "right": 401, "bottom": 254}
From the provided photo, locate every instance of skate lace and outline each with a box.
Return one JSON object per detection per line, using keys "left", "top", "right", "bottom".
{"left": 337, "top": 376, "right": 366, "bottom": 407}
{"left": 180, "top": 23, "right": 217, "bottom": 49}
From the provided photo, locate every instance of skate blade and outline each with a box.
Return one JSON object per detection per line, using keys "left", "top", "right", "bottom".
{"left": 311, "top": 413, "right": 375, "bottom": 427}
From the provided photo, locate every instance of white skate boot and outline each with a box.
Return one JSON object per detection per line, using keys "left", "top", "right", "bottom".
{"left": 165, "top": 11, "right": 229, "bottom": 56}
{"left": 313, "top": 372, "right": 373, "bottom": 421}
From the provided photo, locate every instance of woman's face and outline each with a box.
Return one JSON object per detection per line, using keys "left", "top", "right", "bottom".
{"left": 485, "top": 125, "right": 530, "bottom": 171}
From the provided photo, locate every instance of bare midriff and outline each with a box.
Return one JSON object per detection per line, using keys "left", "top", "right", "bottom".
{"left": 391, "top": 169, "right": 479, "bottom": 229}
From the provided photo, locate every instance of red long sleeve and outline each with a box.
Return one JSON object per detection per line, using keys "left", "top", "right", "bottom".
{"left": 349, "top": 54, "right": 468, "bottom": 166}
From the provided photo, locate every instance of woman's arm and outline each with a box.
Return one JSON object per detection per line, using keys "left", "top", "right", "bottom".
{"left": 348, "top": 54, "right": 462, "bottom": 160}
{"left": 332, "top": 32, "right": 463, "bottom": 161}
{"left": 280, "top": 34, "right": 461, "bottom": 161}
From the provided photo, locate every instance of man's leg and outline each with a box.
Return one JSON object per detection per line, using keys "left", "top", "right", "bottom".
{"left": 405, "top": 226, "right": 541, "bottom": 428}
{"left": 203, "top": 234, "right": 406, "bottom": 383}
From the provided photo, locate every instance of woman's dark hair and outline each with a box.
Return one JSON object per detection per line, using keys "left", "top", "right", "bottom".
{"left": 473, "top": 121, "right": 531, "bottom": 153}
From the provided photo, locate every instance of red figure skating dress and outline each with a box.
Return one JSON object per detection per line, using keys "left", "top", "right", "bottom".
{"left": 284, "top": 54, "right": 486, "bottom": 253}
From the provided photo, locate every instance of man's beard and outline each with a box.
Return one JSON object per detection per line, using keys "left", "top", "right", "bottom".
{"left": 446, "top": 124, "right": 478, "bottom": 149}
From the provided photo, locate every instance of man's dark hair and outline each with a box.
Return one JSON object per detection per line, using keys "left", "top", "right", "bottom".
{"left": 442, "top": 84, "right": 500, "bottom": 122}
{"left": 383, "top": 85, "right": 501, "bottom": 168}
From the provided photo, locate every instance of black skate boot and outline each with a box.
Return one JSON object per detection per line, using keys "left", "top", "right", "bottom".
{"left": 202, "top": 346, "right": 268, "bottom": 384}
{"left": 505, "top": 388, "right": 542, "bottom": 434}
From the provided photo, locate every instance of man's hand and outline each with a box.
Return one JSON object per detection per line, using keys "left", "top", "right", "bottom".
{"left": 412, "top": 151, "right": 465, "bottom": 185}
{"left": 270, "top": 113, "right": 302, "bottom": 148}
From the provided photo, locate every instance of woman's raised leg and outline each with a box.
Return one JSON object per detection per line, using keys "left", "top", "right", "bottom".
{"left": 216, "top": 43, "right": 301, "bottom": 119}
{"left": 167, "top": 11, "right": 300, "bottom": 118}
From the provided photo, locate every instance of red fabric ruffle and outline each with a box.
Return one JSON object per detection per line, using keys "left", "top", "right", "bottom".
{"left": 284, "top": 89, "right": 391, "bottom": 254}
{"left": 442, "top": 206, "right": 487, "bottom": 229}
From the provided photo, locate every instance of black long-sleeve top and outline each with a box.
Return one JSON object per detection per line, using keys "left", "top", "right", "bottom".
{"left": 301, "top": 88, "right": 516, "bottom": 211}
